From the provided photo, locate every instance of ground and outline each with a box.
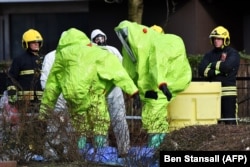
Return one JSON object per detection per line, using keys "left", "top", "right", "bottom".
{"left": 159, "top": 123, "right": 250, "bottom": 151}
{"left": 15, "top": 123, "right": 250, "bottom": 167}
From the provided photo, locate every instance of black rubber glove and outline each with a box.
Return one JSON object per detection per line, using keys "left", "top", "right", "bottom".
{"left": 132, "top": 93, "right": 141, "bottom": 110}
{"left": 160, "top": 84, "right": 172, "bottom": 101}
{"left": 145, "top": 90, "right": 158, "bottom": 99}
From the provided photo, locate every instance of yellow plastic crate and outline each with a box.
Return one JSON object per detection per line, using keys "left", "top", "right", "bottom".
{"left": 168, "top": 82, "right": 221, "bottom": 132}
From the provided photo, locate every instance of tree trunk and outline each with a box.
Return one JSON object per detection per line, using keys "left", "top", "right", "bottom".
{"left": 128, "top": 0, "right": 144, "bottom": 24}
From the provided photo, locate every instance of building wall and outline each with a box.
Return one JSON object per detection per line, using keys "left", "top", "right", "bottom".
{"left": 160, "top": 0, "right": 250, "bottom": 54}
{"left": 0, "top": 1, "right": 89, "bottom": 60}
{"left": 166, "top": 0, "right": 200, "bottom": 54}
{"left": 243, "top": 15, "right": 250, "bottom": 53}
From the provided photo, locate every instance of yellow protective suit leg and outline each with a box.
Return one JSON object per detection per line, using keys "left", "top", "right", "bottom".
{"left": 142, "top": 98, "right": 169, "bottom": 134}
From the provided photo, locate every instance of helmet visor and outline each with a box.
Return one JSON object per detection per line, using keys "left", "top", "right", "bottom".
{"left": 115, "top": 28, "right": 136, "bottom": 63}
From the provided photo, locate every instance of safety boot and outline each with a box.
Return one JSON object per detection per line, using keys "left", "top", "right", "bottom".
{"left": 77, "top": 136, "right": 86, "bottom": 149}
{"left": 94, "top": 135, "right": 107, "bottom": 148}
{"left": 148, "top": 133, "right": 166, "bottom": 148}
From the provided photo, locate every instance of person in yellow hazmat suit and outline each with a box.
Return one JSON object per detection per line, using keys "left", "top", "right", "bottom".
{"left": 38, "top": 27, "right": 140, "bottom": 150}
{"left": 114, "top": 20, "right": 192, "bottom": 148}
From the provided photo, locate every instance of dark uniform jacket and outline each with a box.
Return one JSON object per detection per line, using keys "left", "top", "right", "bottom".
{"left": 7, "top": 50, "right": 44, "bottom": 102}
{"left": 198, "top": 46, "right": 240, "bottom": 87}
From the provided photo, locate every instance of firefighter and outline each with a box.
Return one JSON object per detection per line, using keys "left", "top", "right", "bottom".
{"left": 91, "top": 29, "right": 130, "bottom": 157}
{"left": 7, "top": 28, "right": 44, "bottom": 110}
{"left": 198, "top": 26, "right": 240, "bottom": 125}
{"left": 6, "top": 28, "right": 45, "bottom": 155}
{"left": 114, "top": 20, "right": 192, "bottom": 148}
{"left": 38, "top": 28, "right": 140, "bottom": 150}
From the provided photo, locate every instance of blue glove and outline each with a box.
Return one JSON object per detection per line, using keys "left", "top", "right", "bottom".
{"left": 160, "top": 84, "right": 172, "bottom": 101}
{"left": 132, "top": 92, "right": 141, "bottom": 109}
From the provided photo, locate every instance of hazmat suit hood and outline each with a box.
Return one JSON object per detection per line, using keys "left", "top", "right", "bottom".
{"left": 57, "top": 28, "right": 90, "bottom": 51}
{"left": 91, "top": 29, "right": 107, "bottom": 42}
{"left": 115, "top": 20, "right": 192, "bottom": 100}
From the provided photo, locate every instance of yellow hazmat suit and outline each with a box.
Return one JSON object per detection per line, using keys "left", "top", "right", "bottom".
{"left": 39, "top": 28, "right": 139, "bottom": 147}
{"left": 115, "top": 20, "right": 192, "bottom": 147}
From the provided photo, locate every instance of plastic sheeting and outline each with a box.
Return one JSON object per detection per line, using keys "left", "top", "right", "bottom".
{"left": 79, "top": 144, "right": 159, "bottom": 167}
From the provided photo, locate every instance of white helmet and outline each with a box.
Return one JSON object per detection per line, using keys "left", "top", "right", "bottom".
{"left": 91, "top": 29, "right": 107, "bottom": 46}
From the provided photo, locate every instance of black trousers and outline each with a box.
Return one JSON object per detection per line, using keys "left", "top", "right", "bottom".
{"left": 221, "top": 96, "right": 237, "bottom": 124}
